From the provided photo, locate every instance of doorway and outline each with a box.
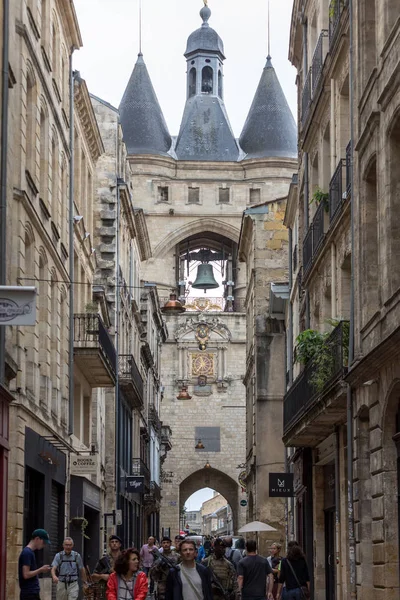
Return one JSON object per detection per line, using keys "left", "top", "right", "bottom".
{"left": 324, "top": 508, "right": 335, "bottom": 600}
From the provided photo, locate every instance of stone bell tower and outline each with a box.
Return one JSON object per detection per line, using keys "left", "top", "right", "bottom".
{"left": 118, "top": 1, "right": 297, "bottom": 536}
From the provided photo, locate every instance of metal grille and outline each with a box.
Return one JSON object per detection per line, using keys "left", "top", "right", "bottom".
{"left": 311, "top": 31, "right": 328, "bottom": 95}
{"left": 329, "top": 159, "right": 345, "bottom": 223}
{"left": 301, "top": 69, "right": 312, "bottom": 125}
{"left": 303, "top": 226, "right": 313, "bottom": 275}
{"left": 313, "top": 200, "right": 326, "bottom": 255}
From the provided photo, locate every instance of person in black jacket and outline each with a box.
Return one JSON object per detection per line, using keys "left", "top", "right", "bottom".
{"left": 165, "top": 539, "right": 213, "bottom": 600}
{"left": 276, "top": 541, "right": 310, "bottom": 600}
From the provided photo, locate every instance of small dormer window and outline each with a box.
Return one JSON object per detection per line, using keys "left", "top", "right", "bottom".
{"left": 219, "top": 188, "right": 230, "bottom": 204}
{"left": 188, "top": 187, "right": 200, "bottom": 204}
{"left": 218, "top": 70, "right": 222, "bottom": 99}
{"left": 202, "top": 66, "right": 213, "bottom": 94}
{"left": 158, "top": 186, "right": 169, "bottom": 202}
{"left": 189, "top": 67, "right": 196, "bottom": 98}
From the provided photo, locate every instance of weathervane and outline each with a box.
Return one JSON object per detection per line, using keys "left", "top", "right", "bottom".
{"left": 203, "top": 0, "right": 208, "bottom": 5}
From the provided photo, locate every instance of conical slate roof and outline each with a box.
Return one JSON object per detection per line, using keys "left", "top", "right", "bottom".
{"left": 119, "top": 54, "right": 171, "bottom": 156}
{"left": 239, "top": 56, "right": 297, "bottom": 160}
{"left": 175, "top": 95, "right": 239, "bottom": 162}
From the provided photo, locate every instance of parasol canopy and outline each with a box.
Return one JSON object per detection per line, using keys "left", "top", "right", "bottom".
{"left": 238, "top": 520, "right": 277, "bottom": 533}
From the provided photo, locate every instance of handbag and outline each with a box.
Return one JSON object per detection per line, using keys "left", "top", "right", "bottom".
{"left": 285, "top": 559, "right": 310, "bottom": 600}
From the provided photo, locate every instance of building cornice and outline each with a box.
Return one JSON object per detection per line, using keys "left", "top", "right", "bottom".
{"left": 74, "top": 78, "right": 104, "bottom": 162}
{"left": 56, "top": 0, "right": 83, "bottom": 49}
{"left": 133, "top": 209, "right": 152, "bottom": 261}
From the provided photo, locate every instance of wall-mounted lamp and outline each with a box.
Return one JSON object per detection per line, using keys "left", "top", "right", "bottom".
{"left": 195, "top": 439, "right": 205, "bottom": 450}
{"left": 204, "top": 461, "right": 211, "bottom": 469}
{"left": 73, "top": 215, "right": 83, "bottom": 223}
{"left": 177, "top": 386, "right": 192, "bottom": 400}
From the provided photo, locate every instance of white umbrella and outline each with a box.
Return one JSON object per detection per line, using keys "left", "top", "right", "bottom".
{"left": 238, "top": 520, "right": 277, "bottom": 533}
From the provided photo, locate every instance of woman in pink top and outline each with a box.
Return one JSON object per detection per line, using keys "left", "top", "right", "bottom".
{"left": 140, "top": 536, "right": 156, "bottom": 594}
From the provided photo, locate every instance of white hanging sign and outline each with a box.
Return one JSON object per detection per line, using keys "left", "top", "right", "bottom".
{"left": 0, "top": 286, "right": 37, "bottom": 326}
{"left": 70, "top": 454, "right": 98, "bottom": 475}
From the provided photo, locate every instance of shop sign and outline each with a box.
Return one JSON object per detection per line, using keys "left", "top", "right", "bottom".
{"left": 240, "top": 499, "right": 247, "bottom": 507}
{"left": 70, "top": 454, "right": 98, "bottom": 475}
{"left": 269, "top": 473, "right": 294, "bottom": 497}
{"left": 126, "top": 475, "right": 145, "bottom": 493}
{"left": 0, "top": 286, "right": 36, "bottom": 326}
{"left": 238, "top": 470, "right": 247, "bottom": 490}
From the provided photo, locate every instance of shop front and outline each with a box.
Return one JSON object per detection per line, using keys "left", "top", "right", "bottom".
{"left": 70, "top": 475, "right": 101, "bottom": 572}
{"left": 0, "top": 385, "right": 12, "bottom": 600}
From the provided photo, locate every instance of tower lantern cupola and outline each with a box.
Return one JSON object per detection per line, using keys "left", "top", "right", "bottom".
{"left": 184, "top": 3, "right": 225, "bottom": 100}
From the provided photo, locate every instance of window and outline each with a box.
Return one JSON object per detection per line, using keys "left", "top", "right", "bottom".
{"left": 158, "top": 186, "right": 169, "bottom": 202}
{"left": 218, "top": 70, "right": 222, "bottom": 99}
{"left": 188, "top": 187, "right": 200, "bottom": 204}
{"left": 195, "top": 427, "right": 220, "bottom": 452}
{"left": 189, "top": 67, "right": 196, "bottom": 98}
{"left": 219, "top": 188, "right": 230, "bottom": 204}
{"left": 202, "top": 66, "right": 213, "bottom": 94}
{"left": 249, "top": 188, "right": 260, "bottom": 204}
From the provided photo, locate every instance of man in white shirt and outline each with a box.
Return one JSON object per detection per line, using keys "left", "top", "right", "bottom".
{"left": 165, "top": 539, "right": 213, "bottom": 600}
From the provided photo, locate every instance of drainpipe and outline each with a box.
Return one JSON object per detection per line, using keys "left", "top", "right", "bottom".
{"left": 115, "top": 129, "right": 121, "bottom": 518}
{"left": 347, "top": 0, "right": 356, "bottom": 597}
{"left": 334, "top": 426, "right": 341, "bottom": 600}
{"left": 0, "top": 0, "right": 9, "bottom": 385}
{"left": 288, "top": 228, "right": 293, "bottom": 385}
{"left": 68, "top": 52, "right": 76, "bottom": 435}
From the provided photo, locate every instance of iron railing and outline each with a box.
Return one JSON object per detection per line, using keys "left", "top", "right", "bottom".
{"left": 313, "top": 199, "right": 326, "bottom": 255}
{"left": 329, "top": 0, "right": 345, "bottom": 49}
{"left": 150, "top": 480, "right": 162, "bottom": 501}
{"left": 301, "top": 69, "right": 312, "bottom": 125}
{"left": 303, "top": 225, "right": 313, "bottom": 275}
{"left": 293, "top": 244, "right": 298, "bottom": 273}
{"left": 284, "top": 320, "right": 348, "bottom": 434}
{"left": 73, "top": 314, "right": 116, "bottom": 374}
{"left": 346, "top": 141, "right": 352, "bottom": 198}
{"left": 132, "top": 457, "right": 150, "bottom": 487}
{"left": 161, "top": 425, "right": 172, "bottom": 450}
{"left": 311, "top": 31, "right": 328, "bottom": 95}
{"left": 149, "top": 403, "right": 162, "bottom": 433}
{"left": 329, "top": 159, "right": 346, "bottom": 223}
{"left": 119, "top": 354, "right": 144, "bottom": 406}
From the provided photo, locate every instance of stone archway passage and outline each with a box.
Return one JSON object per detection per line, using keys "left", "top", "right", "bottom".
{"left": 180, "top": 466, "right": 240, "bottom": 533}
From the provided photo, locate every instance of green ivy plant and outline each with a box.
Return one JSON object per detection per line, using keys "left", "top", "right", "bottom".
{"left": 310, "top": 188, "right": 329, "bottom": 207}
{"left": 295, "top": 329, "right": 327, "bottom": 365}
{"left": 69, "top": 516, "right": 90, "bottom": 539}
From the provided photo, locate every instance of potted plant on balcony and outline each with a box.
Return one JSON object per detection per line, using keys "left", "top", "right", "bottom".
{"left": 69, "top": 516, "right": 90, "bottom": 539}
{"left": 295, "top": 329, "right": 327, "bottom": 365}
{"left": 310, "top": 188, "right": 329, "bottom": 212}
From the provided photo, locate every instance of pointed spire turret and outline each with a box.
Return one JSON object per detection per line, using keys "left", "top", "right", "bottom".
{"left": 119, "top": 54, "right": 171, "bottom": 156}
{"left": 239, "top": 57, "right": 297, "bottom": 160}
{"left": 175, "top": 4, "right": 239, "bottom": 162}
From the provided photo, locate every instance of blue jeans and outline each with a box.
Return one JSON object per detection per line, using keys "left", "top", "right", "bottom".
{"left": 282, "top": 588, "right": 302, "bottom": 600}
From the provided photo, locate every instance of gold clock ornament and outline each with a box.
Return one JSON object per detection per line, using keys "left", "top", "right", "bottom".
{"left": 195, "top": 323, "right": 210, "bottom": 350}
{"left": 191, "top": 353, "right": 214, "bottom": 376}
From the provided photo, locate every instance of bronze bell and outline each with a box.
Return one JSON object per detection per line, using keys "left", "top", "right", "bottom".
{"left": 161, "top": 293, "right": 185, "bottom": 314}
{"left": 177, "top": 386, "right": 192, "bottom": 400}
{"left": 192, "top": 263, "right": 219, "bottom": 291}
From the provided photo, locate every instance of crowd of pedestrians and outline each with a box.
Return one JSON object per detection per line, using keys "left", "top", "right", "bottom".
{"left": 18, "top": 529, "right": 310, "bottom": 600}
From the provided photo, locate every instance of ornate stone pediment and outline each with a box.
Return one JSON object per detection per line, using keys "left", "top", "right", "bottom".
{"left": 175, "top": 314, "right": 232, "bottom": 344}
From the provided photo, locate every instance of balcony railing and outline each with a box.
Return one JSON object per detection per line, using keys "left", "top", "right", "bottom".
{"left": 303, "top": 225, "right": 313, "bottom": 275}
{"left": 312, "top": 200, "right": 326, "bottom": 254}
{"left": 119, "top": 354, "right": 144, "bottom": 410}
{"left": 73, "top": 314, "right": 116, "bottom": 387}
{"left": 293, "top": 244, "right": 298, "bottom": 273}
{"left": 329, "top": 0, "right": 345, "bottom": 49}
{"left": 149, "top": 403, "right": 162, "bottom": 433}
{"left": 329, "top": 159, "right": 346, "bottom": 223}
{"left": 346, "top": 141, "right": 352, "bottom": 198}
{"left": 284, "top": 321, "right": 348, "bottom": 434}
{"left": 132, "top": 457, "right": 150, "bottom": 488}
{"left": 311, "top": 31, "right": 328, "bottom": 95}
{"left": 301, "top": 69, "right": 312, "bottom": 125}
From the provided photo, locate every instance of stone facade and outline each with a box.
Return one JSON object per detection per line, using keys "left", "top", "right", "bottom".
{"left": 286, "top": 1, "right": 400, "bottom": 599}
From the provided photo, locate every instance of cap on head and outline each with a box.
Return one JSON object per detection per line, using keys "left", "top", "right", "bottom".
{"left": 32, "top": 529, "right": 51, "bottom": 544}
{"left": 109, "top": 535, "right": 123, "bottom": 544}
{"left": 162, "top": 536, "right": 172, "bottom": 542}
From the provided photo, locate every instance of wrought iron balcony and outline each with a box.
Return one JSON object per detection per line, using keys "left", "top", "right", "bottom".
{"left": 144, "top": 481, "right": 162, "bottom": 513}
{"left": 303, "top": 225, "right": 313, "bottom": 275}
{"left": 132, "top": 457, "right": 150, "bottom": 488}
{"left": 312, "top": 199, "right": 327, "bottom": 255}
{"left": 161, "top": 425, "right": 172, "bottom": 451}
{"left": 73, "top": 314, "right": 116, "bottom": 387}
{"left": 148, "top": 403, "right": 162, "bottom": 433}
{"left": 329, "top": 159, "right": 346, "bottom": 223}
{"left": 119, "top": 354, "right": 144, "bottom": 410}
{"left": 283, "top": 321, "right": 349, "bottom": 444}
{"left": 311, "top": 31, "right": 328, "bottom": 95}
{"left": 346, "top": 141, "right": 352, "bottom": 198}
{"left": 301, "top": 69, "right": 312, "bottom": 126}
{"left": 329, "top": 0, "right": 346, "bottom": 49}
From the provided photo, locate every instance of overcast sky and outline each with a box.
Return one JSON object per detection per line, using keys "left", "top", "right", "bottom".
{"left": 73, "top": 0, "right": 296, "bottom": 138}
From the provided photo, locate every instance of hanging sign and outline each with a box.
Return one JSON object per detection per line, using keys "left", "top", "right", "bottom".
{"left": 0, "top": 286, "right": 36, "bottom": 325}
{"left": 126, "top": 475, "right": 145, "bottom": 493}
{"left": 238, "top": 470, "right": 247, "bottom": 490}
{"left": 269, "top": 473, "right": 294, "bottom": 497}
{"left": 70, "top": 454, "right": 98, "bottom": 475}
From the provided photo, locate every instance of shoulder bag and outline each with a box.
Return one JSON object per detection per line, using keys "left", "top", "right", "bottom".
{"left": 285, "top": 559, "right": 310, "bottom": 600}
{"left": 180, "top": 567, "right": 203, "bottom": 600}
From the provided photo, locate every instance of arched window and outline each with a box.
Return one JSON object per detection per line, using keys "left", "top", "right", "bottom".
{"left": 189, "top": 67, "right": 196, "bottom": 97}
{"left": 361, "top": 156, "right": 378, "bottom": 323}
{"left": 39, "top": 105, "right": 49, "bottom": 207}
{"left": 26, "top": 66, "right": 36, "bottom": 178}
{"left": 218, "top": 70, "right": 222, "bottom": 99}
{"left": 389, "top": 112, "right": 400, "bottom": 296}
{"left": 201, "top": 66, "right": 213, "bottom": 94}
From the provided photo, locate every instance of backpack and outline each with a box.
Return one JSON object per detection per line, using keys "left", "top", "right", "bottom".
{"left": 56, "top": 551, "right": 79, "bottom": 579}
{"left": 227, "top": 549, "right": 237, "bottom": 571}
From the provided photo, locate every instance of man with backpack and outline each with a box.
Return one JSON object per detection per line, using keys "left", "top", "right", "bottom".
{"left": 51, "top": 537, "right": 87, "bottom": 600}
{"left": 223, "top": 538, "right": 241, "bottom": 571}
